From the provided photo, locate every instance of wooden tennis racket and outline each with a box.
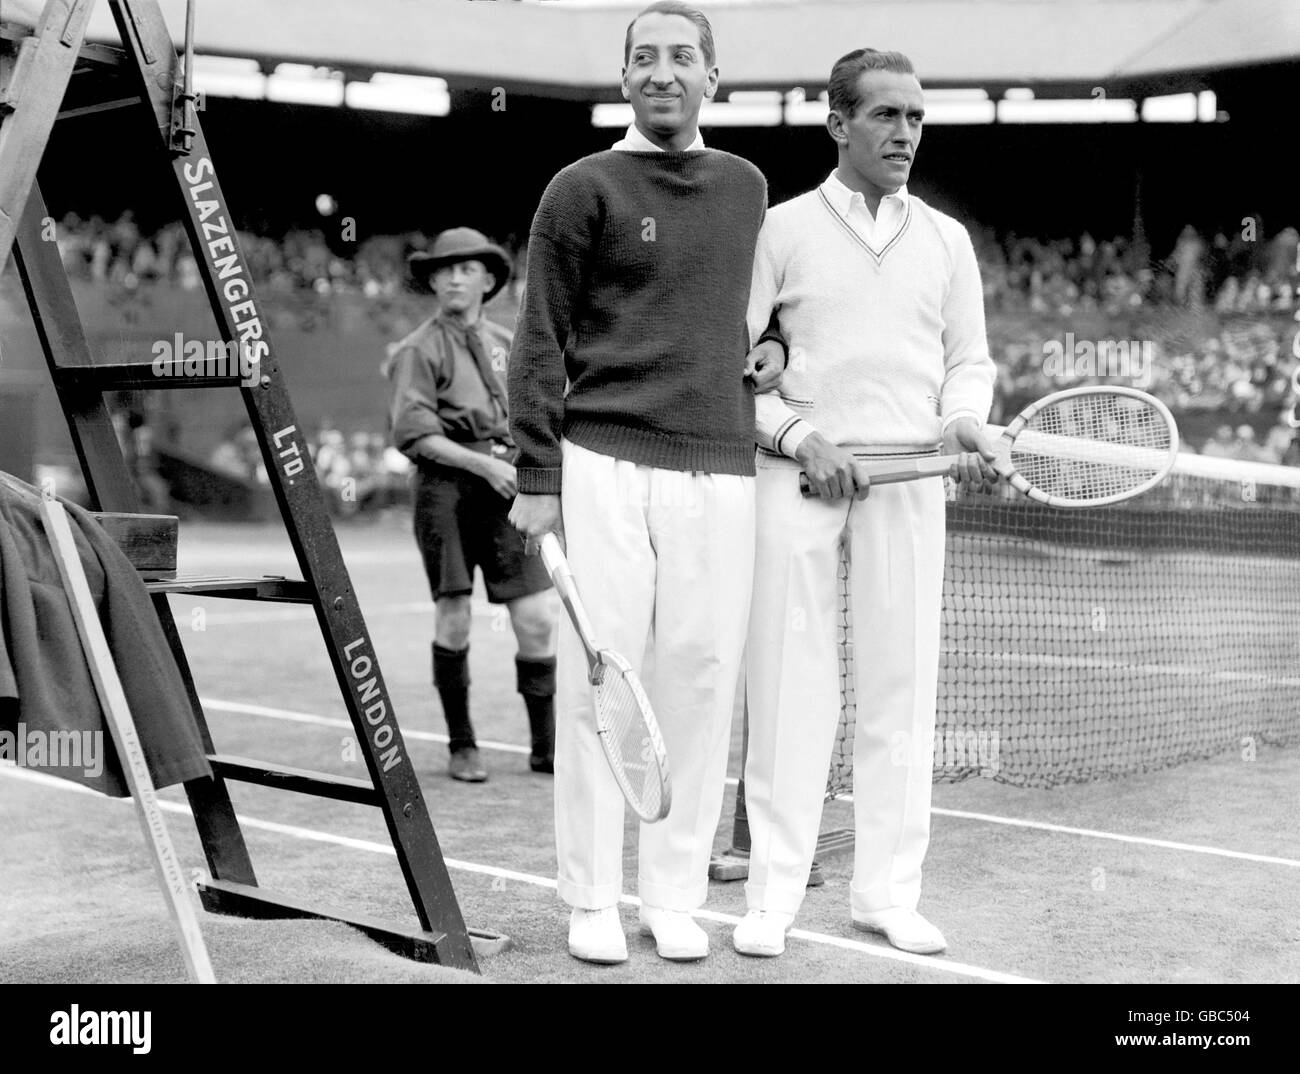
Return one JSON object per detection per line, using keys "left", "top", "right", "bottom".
{"left": 539, "top": 533, "right": 671, "bottom": 822}
{"left": 799, "top": 386, "right": 1180, "bottom": 508}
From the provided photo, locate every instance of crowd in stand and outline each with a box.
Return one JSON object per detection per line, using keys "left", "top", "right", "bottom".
{"left": 55, "top": 211, "right": 1298, "bottom": 316}
{"left": 54, "top": 211, "right": 428, "bottom": 297}
{"left": 992, "top": 316, "right": 1296, "bottom": 420}
{"left": 973, "top": 220, "right": 1300, "bottom": 430}
{"left": 1197, "top": 421, "right": 1298, "bottom": 465}
{"left": 208, "top": 423, "right": 413, "bottom": 516}
{"left": 308, "top": 427, "right": 412, "bottom": 514}
{"left": 972, "top": 221, "right": 1298, "bottom": 319}
{"left": 55, "top": 211, "right": 1300, "bottom": 495}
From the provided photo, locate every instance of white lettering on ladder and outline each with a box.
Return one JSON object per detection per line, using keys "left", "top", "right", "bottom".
{"left": 271, "top": 425, "right": 306, "bottom": 478}
{"left": 342, "top": 638, "right": 403, "bottom": 772}
{"left": 180, "top": 157, "right": 269, "bottom": 370}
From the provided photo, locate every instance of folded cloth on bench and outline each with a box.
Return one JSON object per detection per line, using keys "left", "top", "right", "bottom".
{"left": 0, "top": 473, "right": 211, "bottom": 795}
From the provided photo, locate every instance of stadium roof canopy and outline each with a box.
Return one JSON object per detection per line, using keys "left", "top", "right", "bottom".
{"left": 8, "top": 0, "right": 1300, "bottom": 99}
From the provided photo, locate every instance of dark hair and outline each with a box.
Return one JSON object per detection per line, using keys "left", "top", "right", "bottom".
{"left": 827, "top": 49, "right": 915, "bottom": 117}
{"left": 624, "top": 1, "right": 716, "bottom": 69}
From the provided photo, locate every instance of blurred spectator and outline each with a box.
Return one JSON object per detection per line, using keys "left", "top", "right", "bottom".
{"left": 1201, "top": 424, "right": 1236, "bottom": 458}
{"left": 309, "top": 424, "right": 411, "bottom": 516}
{"left": 1233, "top": 424, "right": 1272, "bottom": 464}
{"left": 209, "top": 426, "right": 268, "bottom": 484}
{"left": 1264, "top": 418, "right": 1297, "bottom": 465}
{"left": 1265, "top": 227, "right": 1299, "bottom": 312}
{"left": 313, "top": 428, "right": 351, "bottom": 496}
{"left": 1170, "top": 225, "right": 1207, "bottom": 310}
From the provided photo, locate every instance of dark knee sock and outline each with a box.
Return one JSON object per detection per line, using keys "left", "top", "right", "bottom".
{"left": 515, "top": 655, "right": 556, "bottom": 762}
{"left": 433, "top": 643, "right": 474, "bottom": 752}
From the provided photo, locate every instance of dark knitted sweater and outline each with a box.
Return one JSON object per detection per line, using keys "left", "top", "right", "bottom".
{"left": 508, "top": 150, "right": 767, "bottom": 493}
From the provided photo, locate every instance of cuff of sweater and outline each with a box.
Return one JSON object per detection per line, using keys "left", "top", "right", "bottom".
{"left": 773, "top": 417, "right": 814, "bottom": 459}
{"left": 756, "top": 325, "right": 789, "bottom": 363}
{"left": 516, "top": 468, "right": 562, "bottom": 495}
{"left": 941, "top": 409, "right": 983, "bottom": 434}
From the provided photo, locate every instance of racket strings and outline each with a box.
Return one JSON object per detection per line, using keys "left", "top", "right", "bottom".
{"left": 1011, "top": 394, "right": 1173, "bottom": 501}
{"left": 594, "top": 663, "right": 666, "bottom": 820}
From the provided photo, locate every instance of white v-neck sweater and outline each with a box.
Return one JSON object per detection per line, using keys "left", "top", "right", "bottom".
{"left": 750, "top": 187, "right": 995, "bottom": 456}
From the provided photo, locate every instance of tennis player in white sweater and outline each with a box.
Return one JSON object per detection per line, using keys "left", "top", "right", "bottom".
{"left": 734, "top": 48, "right": 998, "bottom": 958}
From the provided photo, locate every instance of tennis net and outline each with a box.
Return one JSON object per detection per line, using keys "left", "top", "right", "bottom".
{"left": 828, "top": 448, "right": 1300, "bottom": 794}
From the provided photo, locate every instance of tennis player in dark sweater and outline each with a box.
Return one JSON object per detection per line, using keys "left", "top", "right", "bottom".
{"left": 508, "top": 1, "right": 782, "bottom": 964}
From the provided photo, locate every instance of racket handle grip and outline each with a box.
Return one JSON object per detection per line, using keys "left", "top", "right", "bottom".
{"left": 539, "top": 533, "right": 603, "bottom": 664}
{"left": 797, "top": 455, "right": 957, "bottom": 497}
{"left": 538, "top": 532, "right": 569, "bottom": 580}
{"left": 540, "top": 533, "right": 582, "bottom": 611}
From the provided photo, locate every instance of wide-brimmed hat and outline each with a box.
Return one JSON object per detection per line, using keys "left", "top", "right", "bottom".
{"left": 408, "top": 227, "right": 511, "bottom": 300}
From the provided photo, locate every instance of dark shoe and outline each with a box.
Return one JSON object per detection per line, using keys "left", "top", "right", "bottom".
{"left": 449, "top": 747, "right": 487, "bottom": 783}
{"left": 529, "top": 755, "right": 554, "bottom": 774}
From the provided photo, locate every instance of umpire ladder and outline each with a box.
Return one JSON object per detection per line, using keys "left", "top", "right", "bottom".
{"left": 0, "top": 0, "right": 503, "bottom": 971}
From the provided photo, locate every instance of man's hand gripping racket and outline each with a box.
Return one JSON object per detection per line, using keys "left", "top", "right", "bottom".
{"left": 799, "top": 387, "right": 1180, "bottom": 509}
{"left": 538, "top": 533, "right": 672, "bottom": 822}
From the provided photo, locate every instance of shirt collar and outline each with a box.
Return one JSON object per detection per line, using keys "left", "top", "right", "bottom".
{"left": 612, "top": 123, "right": 705, "bottom": 152}
{"left": 821, "top": 170, "right": 909, "bottom": 216}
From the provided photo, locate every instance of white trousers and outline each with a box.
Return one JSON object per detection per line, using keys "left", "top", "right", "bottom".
{"left": 555, "top": 441, "right": 755, "bottom": 910}
{"left": 744, "top": 456, "right": 945, "bottom": 916}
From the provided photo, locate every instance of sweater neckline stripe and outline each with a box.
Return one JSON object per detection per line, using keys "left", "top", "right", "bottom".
{"left": 815, "top": 188, "right": 912, "bottom": 264}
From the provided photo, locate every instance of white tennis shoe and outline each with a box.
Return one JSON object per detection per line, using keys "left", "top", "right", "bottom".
{"left": 568, "top": 907, "right": 628, "bottom": 964}
{"left": 638, "top": 906, "right": 709, "bottom": 960}
{"left": 850, "top": 907, "right": 947, "bottom": 955}
{"left": 732, "top": 909, "right": 795, "bottom": 957}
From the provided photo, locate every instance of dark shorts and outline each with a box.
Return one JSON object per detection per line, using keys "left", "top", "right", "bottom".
{"left": 413, "top": 465, "right": 552, "bottom": 604}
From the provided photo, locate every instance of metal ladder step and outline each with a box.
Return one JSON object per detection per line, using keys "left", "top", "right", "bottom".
{"left": 53, "top": 363, "right": 255, "bottom": 391}
{"left": 145, "top": 575, "right": 313, "bottom": 602}
{"left": 207, "top": 754, "right": 380, "bottom": 807}
{"left": 197, "top": 880, "right": 511, "bottom": 962}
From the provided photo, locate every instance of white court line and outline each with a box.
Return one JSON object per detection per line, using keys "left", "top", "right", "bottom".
{"left": 932, "top": 808, "right": 1300, "bottom": 868}
{"left": 0, "top": 764, "right": 1038, "bottom": 984}
{"left": 205, "top": 697, "right": 1300, "bottom": 869}
{"left": 947, "top": 647, "right": 1300, "bottom": 689}
{"left": 189, "top": 608, "right": 316, "bottom": 625}
{"left": 178, "top": 588, "right": 1300, "bottom": 687}
{"left": 174, "top": 600, "right": 489, "bottom": 626}
{"left": 203, "top": 697, "right": 531, "bottom": 755}
{"left": 185, "top": 589, "right": 1300, "bottom": 686}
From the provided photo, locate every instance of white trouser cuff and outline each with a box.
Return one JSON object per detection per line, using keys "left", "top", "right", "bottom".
{"left": 637, "top": 876, "right": 708, "bottom": 912}
{"left": 743, "top": 881, "right": 806, "bottom": 916}
{"left": 558, "top": 877, "right": 623, "bottom": 910}
{"left": 849, "top": 880, "right": 921, "bottom": 916}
